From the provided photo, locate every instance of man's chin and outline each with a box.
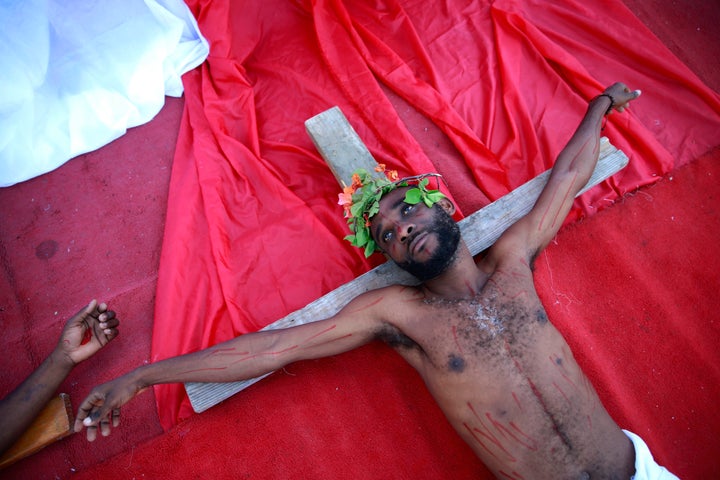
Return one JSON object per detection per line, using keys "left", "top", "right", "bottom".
{"left": 399, "top": 247, "right": 458, "bottom": 282}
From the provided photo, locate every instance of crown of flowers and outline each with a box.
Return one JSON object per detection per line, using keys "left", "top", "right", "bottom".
{"left": 338, "top": 164, "right": 447, "bottom": 257}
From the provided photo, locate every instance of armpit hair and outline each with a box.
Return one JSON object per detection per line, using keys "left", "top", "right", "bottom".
{"left": 375, "top": 324, "right": 419, "bottom": 350}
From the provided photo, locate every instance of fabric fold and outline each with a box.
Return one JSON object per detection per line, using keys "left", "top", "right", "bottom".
{"left": 0, "top": 0, "right": 209, "bottom": 187}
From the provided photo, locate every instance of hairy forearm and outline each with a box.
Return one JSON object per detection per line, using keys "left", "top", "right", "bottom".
{"left": 0, "top": 350, "right": 73, "bottom": 454}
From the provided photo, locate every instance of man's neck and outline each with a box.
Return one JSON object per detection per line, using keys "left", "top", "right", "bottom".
{"left": 418, "top": 243, "right": 487, "bottom": 300}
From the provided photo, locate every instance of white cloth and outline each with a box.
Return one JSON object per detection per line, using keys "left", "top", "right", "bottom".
{"left": 0, "top": 0, "right": 209, "bottom": 187}
{"left": 624, "top": 430, "right": 680, "bottom": 480}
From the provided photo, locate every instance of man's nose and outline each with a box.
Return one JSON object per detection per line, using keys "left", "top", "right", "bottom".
{"left": 397, "top": 223, "right": 414, "bottom": 243}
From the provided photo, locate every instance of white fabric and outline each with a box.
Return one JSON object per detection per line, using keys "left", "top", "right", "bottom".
{"left": 0, "top": 0, "right": 209, "bottom": 187}
{"left": 624, "top": 430, "right": 680, "bottom": 480}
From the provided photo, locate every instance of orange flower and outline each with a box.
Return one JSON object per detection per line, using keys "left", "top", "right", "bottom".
{"left": 386, "top": 169, "right": 399, "bottom": 181}
{"left": 363, "top": 213, "right": 371, "bottom": 227}
{"left": 351, "top": 173, "right": 363, "bottom": 190}
{"left": 374, "top": 164, "right": 386, "bottom": 173}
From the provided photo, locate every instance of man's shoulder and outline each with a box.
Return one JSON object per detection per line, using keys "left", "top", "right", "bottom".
{"left": 482, "top": 240, "right": 536, "bottom": 275}
{"left": 361, "top": 283, "right": 424, "bottom": 303}
{"left": 346, "top": 284, "right": 425, "bottom": 326}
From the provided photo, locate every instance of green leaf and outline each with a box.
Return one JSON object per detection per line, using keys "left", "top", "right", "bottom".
{"left": 356, "top": 226, "right": 369, "bottom": 245}
{"left": 350, "top": 201, "right": 365, "bottom": 218}
{"left": 367, "top": 199, "right": 380, "bottom": 217}
{"left": 404, "top": 188, "right": 422, "bottom": 204}
{"left": 427, "top": 191, "right": 444, "bottom": 202}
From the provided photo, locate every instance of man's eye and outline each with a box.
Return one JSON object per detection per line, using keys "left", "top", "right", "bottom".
{"left": 383, "top": 231, "right": 393, "bottom": 242}
{"left": 401, "top": 204, "right": 413, "bottom": 216}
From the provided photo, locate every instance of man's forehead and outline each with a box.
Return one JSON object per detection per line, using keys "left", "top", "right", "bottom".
{"left": 378, "top": 187, "right": 409, "bottom": 209}
{"left": 371, "top": 188, "right": 411, "bottom": 236}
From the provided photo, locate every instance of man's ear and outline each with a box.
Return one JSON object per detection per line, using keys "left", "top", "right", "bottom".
{"left": 437, "top": 197, "right": 456, "bottom": 216}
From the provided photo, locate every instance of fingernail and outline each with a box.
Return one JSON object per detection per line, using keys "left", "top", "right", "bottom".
{"left": 634, "top": 89, "right": 641, "bottom": 96}
{"left": 105, "top": 329, "right": 112, "bottom": 335}
{"left": 83, "top": 417, "right": 93, "bottom": 426}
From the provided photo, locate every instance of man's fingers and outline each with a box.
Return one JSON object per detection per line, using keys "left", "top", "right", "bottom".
{"left": 72, "top": 300, "right": 98, "bottom": 324}
{"left": 112, "top": 408, "right": 121, "bottom": 428}
{"left": 100, "top": 418, "right": 112, "bottom": 437}
{"left": 73, "top": 387, "right": 128, "bottom": 441}
{"left": 78, "top": 407, "right": 119, "bottom": 440}
{"left": 75, "top": 391, "right": 109, "bottom": 431}
{"left": 85, "top": 299, "right": 98, "bottom": 314}
{"left": 96, "top": 309, "right": 119, "bottom": 338}
{"left": 86, "top": 424, "right": 99, "bottom": 442}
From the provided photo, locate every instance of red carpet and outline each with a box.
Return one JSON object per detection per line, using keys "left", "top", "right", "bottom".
{"left": 1, "top": 0, "right": 719, "bottom": 479}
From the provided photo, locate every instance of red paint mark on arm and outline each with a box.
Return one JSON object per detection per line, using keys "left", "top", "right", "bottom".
{"left": 300, "top": 333, "right": 354, "bottom": 350}
{"left": 550, "top": 172, "right": 579, "bottom": 229}
{"left": 537, "top": 189, "right": 560, "bottom": 232}
{"left": 228, "top": 345, "right": 300, "bottom": 365}
{"left": 178, "top": 366, "right": 230, "bottom": 374}
{"left": 566, "top": 136, "right": 596, "bottom": 171}
{"left": 208, "top": 347, "right": 250, "bottom": 357}
{"left": 347, "top": 296, "right": 384, "bottom": 313}
{"left": 301, "top": 325, "right": 337, "bottom": 343}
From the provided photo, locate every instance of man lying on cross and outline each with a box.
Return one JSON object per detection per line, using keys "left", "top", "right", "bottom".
{"left": 74, "top": 82, "right": 676, "bottom": 479}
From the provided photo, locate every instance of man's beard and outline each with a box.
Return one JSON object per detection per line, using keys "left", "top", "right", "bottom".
{"left": 396, "top": 207, "right": 461, "bottom": 282}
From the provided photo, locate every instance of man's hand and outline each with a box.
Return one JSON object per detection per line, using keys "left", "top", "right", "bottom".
{"left": 0, "top": 300, "right": 120, "bottom": 454}
{"left": 603, "top": 82, "right": 641, "bottom": 114}
{"left": 74, "top": 372, "right": 147, "bottom": 441}
{"left": 54, "top": 300, "right": 120, "bottom": 367}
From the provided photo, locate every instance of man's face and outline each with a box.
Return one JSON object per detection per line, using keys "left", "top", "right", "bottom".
{"left": 370, "top": 188, "right": 460, "bottom": 281}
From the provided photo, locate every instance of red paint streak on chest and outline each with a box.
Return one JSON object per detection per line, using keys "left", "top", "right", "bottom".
{"left": 452, "top": 325, "right": 465, "bottom": 354}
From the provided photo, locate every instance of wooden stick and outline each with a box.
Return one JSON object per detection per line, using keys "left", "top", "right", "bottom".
{"left": 0, "top": 393, "right": 73, "bottom": 469}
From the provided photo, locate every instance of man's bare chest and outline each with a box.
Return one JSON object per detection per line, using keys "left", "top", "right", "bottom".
{"left": 398, "top": 273, "right": 550, "bottom": 370}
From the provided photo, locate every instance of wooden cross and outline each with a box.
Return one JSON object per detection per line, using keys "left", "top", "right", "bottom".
{"left": 185, "top": 107, "right": 629, "bottom": 413}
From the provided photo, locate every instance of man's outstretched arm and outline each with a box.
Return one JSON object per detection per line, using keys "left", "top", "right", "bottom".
{"left": 0, "top": 300, "right": 119, "bottom": 454}
{"left": 73, "top": 290, "right": 389, "bottom": 440}
{"left": 489, "top": 83, "right": 641, "bottom": 263}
